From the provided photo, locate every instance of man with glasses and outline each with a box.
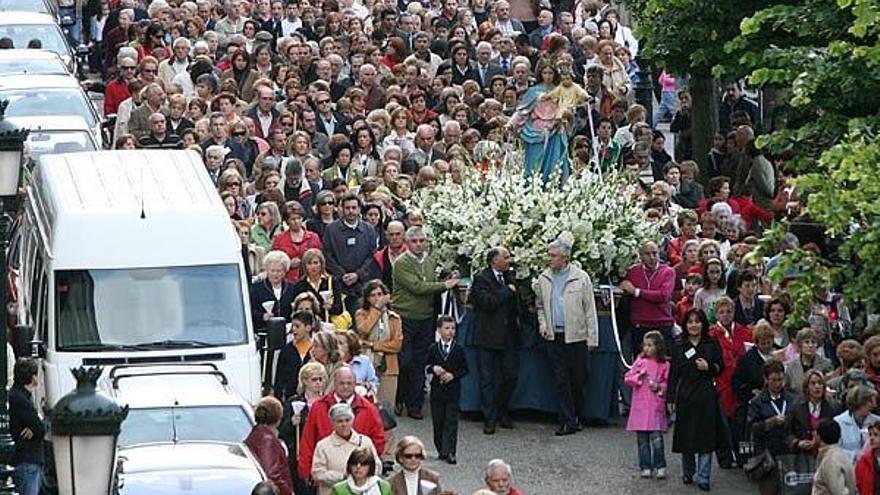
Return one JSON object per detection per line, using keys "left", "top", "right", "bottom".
{"left": 313, "top": 91, "right": 347, "bottom": 137}
{"left": 138, "top": 112, "right": 183, "bottom": 149}
{"left": 105, "top": 55, "right": 137, "bottom": 115}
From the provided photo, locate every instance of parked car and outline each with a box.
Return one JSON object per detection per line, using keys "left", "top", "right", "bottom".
{"left": 0, "top": 74, "right": 103, "bottom": 147}
{"left": 0, "top": 13, "right": 77, "bottom": 73}
{"left": 9, "top": 116, "right": 99, "bottom": 163}
{"left": 0, "top": 0, "right": 61, "bottom": 25}
{"left": 0, "top": 50, "right": 69, "bottom": 77}
{"left": 116, "top": 442, "right": 267, "bottom": 495}
{"left": 100, "top": 364, "right": 255, "bottom": 449}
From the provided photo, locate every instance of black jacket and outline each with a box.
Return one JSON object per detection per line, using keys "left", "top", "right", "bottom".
{"left": 669, "top": 336, "right": 724, "bottom": 454}
{"left": 9, "top": 385, "right": 44, "bottom": 466}
{"left": 426, "top": 341, "right": 469, "bottom": 401}
{"left": 469, "top": 268, "right": 520, "bottom": 350}
{"left": 322, "top": 219, "right": 379, "bottom": 296}
{"left": 274, "top": 344, "right": 312, "bottom": 400}
{"left": 250, "top": 279, "right": 298, "bottom": 329}
{"left": 748, "top": 389, "right": 796, "bottom": 456}
{"left": 785, "top": 398, "right": 838, "bottom": 451}
{"left": 732, "top": 346, "right": 767, "bottom": 406}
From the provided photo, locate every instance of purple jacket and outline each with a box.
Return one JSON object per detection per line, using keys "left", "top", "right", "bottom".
{"left": 624, "top": 263, "right": 676, "bottom": 327}
{"left": 624, "top": 356, "right": 670, "bottom": 432}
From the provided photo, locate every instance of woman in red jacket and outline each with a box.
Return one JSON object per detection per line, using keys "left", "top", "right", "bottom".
{"left": 856, "top": 422, "right": 880, "bottom": 494}
{"left": 245, "top": 396, "right": 295, "bottom": 495}
{"left": 272, "top": 201, "right": 322, "bottom": 282}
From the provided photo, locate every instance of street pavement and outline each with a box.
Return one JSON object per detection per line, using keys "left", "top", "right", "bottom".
{"left": 392, "top": 413, "right": 753, "bottom": 495}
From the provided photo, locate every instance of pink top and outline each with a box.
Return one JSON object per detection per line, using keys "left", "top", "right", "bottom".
{"left": 624, "top": 263, "right": 676, "bottom": 327}
{"left": 624, "top": 356, "right": 670, "bottom": 432}
{"left": 658, "top": 69, "right": 677, "bottom": 93}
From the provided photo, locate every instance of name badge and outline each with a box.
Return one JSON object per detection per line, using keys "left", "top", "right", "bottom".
{"left": 684, "top": 348, "right": 697, "bottom": 360}
{"left": 347, "top": 237, "right": 356, "bottom": 246}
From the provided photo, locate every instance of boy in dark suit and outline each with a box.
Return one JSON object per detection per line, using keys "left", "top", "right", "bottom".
{"left": 426, "top": 315, "right": 469, "bottom": 465}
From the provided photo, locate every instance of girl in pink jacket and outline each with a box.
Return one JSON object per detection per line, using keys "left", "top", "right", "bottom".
{"left": 625, "top": 330, "right": 671, "bottom": 479}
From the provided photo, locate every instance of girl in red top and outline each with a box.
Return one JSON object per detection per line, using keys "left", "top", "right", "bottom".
{"left": 272, "top": 201, "right": 322, "bottom": 282}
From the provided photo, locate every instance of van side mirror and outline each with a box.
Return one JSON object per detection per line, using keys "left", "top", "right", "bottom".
{"left": 12, "top": 325, "right": 33, "bottom": 358}
{"left": 266, "top": 317, "right": 286, "bottom": 351}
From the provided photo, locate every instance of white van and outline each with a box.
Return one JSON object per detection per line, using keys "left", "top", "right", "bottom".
{"left": 15, "top": 150, "right": 261, "bottom": 407}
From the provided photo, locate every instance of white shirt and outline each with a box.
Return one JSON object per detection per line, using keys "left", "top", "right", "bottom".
{"left": 257, "top": 110, "right": 273, "bottom": 137}
{"left": 403, "top": 470, "right": 419, "bottom": 495}
{"left": 281, "top": 17, "right": 302, "bottom": 36}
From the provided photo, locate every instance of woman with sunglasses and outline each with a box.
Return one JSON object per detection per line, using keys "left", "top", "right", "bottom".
{"left": 387, "top": 436, "right": 440, "bottom": 495}
{"left": 219, "top": 169, "right": 251, "bottom": 218}
{"left": 306, "top": 190, "right": 338, "bottom": 240}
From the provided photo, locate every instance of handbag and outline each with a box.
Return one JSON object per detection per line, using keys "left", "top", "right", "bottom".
{"left": 743, "top": 449, "right": 775, "bottom": 481}
{"left": 378, "top": 403, "right": 397, "bottom": 430}
{"left": 325, "top": 277, "right": 353, "bottom": 330}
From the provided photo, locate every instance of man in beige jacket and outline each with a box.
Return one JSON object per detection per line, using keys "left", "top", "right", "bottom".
{"left": 812, "top": 419, "right": 855, "bottom": 495}
{"left": 535, "top": 235, "right": 598, "bottom": 436}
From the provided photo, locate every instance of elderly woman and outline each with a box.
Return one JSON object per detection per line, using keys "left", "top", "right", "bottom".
{"left": 355, "top": 280, "right": 403, "bottom": 409}
{"left": 251, "top": 201, "right": 284, "bottom": 251}
{"left": 834, "top": 385, "right": 880, "bottom": 464}
{"left": 312, "top": 403, "right": 381, "bottom": 495}
{"left": 787, "top": 370, "right": 839, "bottom": 459}
{"left": 272, "top": 201, "right": 323, "bottom": 282}
{"left": 251, "top": 250, "right": 297, "bottom": 330}
{"left": 747, "top": 359, "right": 795, "bottom": 495}
{"left": 594, "top": 40, "right": 632, "bottom": 101}
{"left": 784, "top": 328, "right": 834, "bottom": 393}
{"left": 387, "top": 436, "right": 440, "bottom": 495}
{"left": 335, "top": 331, "right": 380, "bottom": 397}
{"left": 245, "top": 397, "right": 295, "bottom": 495}
{"left": 329, "top": 447, "right": 391, "bottom": 495}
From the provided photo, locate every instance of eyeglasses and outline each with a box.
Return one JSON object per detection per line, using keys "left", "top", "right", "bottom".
{"left": 401, "top": 453, "right": 424, "bottom": 460}
{"left": 227, "top": 182, "right": 242, "bottom": 187}
{"left": 121, "top": 65, "right": 136, "bottom": 70}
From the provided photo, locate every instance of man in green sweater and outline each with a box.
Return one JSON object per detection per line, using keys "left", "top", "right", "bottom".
{"left": 393, "top": 226, "right": 459, "bottom": 419}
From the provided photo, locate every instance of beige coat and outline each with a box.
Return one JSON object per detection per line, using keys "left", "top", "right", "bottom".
{"left": 355, "top": 308, "right": 404, "bottom": 376}
{"left": 535, "top": 264, "right": 599, "bottom": 346}
{"left": 812, "top": 444, "right": 855, "bottom": 495}
{"left": 312, "top": 431, "right": 381, "bottom": 495}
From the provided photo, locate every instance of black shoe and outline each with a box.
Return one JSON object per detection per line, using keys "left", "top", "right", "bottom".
{"left": 394, "top": 404, "right": 404, "bottom": 416}
{"left": 698, "top": 483, "right": 710, "bottom": 491}
{"left": 438, "top": 453, "right": 448, "bottom": 461}
{"left": 446, "top": 454, "right": 457, "bottom": 465}
{"left": 499, "top": 416, "right": 513, "bottom": 429}
{"left": 483, "top": 422, "right": 496, "bottom": 435}
{"left": 554, "top": 424, "right": 577, "bottom": 436}
{"left": 682, "top": 475, "right": 693, "bottom": 485}
{"left": 407, "top": 411, "right": 423, "bottom": 420}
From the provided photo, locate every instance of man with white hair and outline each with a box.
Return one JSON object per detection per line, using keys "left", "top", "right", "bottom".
{"left": 404, "top": 124, "right": 441, "bottom": 173}
{"left": 158, "top": 37, "right": 191, "bottom": 88}
{"left": 215, "top": 0, "right": 249, "bottom": 36}
{"left": 483, "top": 459, "right": 525, "bottom": 495}
{"left": 474, "top": 41, "right": 503, "bottom": 89}
{"left": 493, "top": 0, "right": 525, "bottom": 36}
{"left": 535, "top": 234, "right": 598, "bottom": 436}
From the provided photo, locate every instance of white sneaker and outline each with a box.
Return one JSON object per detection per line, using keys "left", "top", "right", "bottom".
{"left": 640, "top": 469, "right": 653, "bottom": 478}
{"left": 655, "top": 468, "right": 667, "bottom": 479}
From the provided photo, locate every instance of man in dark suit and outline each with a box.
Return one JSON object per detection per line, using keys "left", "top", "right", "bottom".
{"left": 10, "top": 358, "right": 45, "bottom": 495}
{"left": 426, "top": 316, "right": 469, "bottom": 465}
{"left": 469, "top": 246, "right": 520, "bottom": 435}
{"left": 474, "top": 41, "right": 503, "bottom": 90}
{"left": 313, "top": 90, "right": 348, "bottom": 137}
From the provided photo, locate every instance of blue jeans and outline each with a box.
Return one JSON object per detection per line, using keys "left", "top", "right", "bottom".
{"left": 653, "top": 91, "right": 679, "bottom": 125}
{"left": 637, "top": 431, "right": 667, "bottom": 470}
{"left": 682, "top": 453, "right": 712, "bottom": 485}
{"left": 13, "top": 463, "right": 42, "bottom": 495}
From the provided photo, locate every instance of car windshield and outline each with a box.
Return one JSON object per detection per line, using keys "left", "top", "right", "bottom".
{"left": 0, "top": 89, "right": 96, "bottom": 127}
{"left": 0, "top": 25, "right": 67, "bottom": 54}
{"left": 118, "top": 406, "right": 253, "bottom": 448}
{"left": 25, "top": 130, "right": 96, "bottom": 161}
{"left": 0, "top": 0, "right": 49, "bottom": 13}
{"left": 55, "top": 265, "right": 248, "bottom": 351}
{"left": 0, "top": 59, "right": 66, "bottom": 76}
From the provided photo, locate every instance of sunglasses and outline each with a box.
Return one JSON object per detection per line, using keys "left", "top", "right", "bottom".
{"left": 121, "top": 65, "right": 136, "bottom": 70}
{"left": 233, "top": 132, "right": 247, "bottom": 137}
{"left": 227, "top": 182, "right": 242, "bottom": 187}
{"left": 401, "top": 453, "right": 424, "bottom": 460}
{"left": 319, "top": 201, "right": 335, "bottom": 206}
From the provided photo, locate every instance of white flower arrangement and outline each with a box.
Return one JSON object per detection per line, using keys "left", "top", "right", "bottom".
{"left": 416, "top": 167, "right": 659, "bottom": 283}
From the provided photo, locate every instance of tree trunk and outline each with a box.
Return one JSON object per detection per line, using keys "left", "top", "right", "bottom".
{"left": 690, "top": 73, "right": 718, "bottom": 186}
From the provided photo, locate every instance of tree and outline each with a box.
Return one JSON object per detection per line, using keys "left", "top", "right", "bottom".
{"left": 728, "top": 0, "right": 880, "bottom": 314}
{"left": 624, "top": 0, "right": 768, "bottom": 173}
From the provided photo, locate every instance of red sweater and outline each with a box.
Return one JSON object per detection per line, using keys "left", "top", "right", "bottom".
{"left": 271, "top": 229, "right": 322, "bottom": 282}
{"left": 709, "top": 322, "right": 753, "bottom": 416}
{"left": 624, "top": 263, "right": 676, "bottom": 327}
{"left": 856, "top": 444, "right": 877, "bottom": 495}
{"left": 297, "top": 392, "right": 385, "bottom": 480}
{"left": 104, "top": 79, "right": 131, "bottom": 115}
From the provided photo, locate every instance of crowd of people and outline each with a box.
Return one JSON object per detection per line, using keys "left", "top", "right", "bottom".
{"left": 39, "top": 0, "right": 871, "bottom": 493}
